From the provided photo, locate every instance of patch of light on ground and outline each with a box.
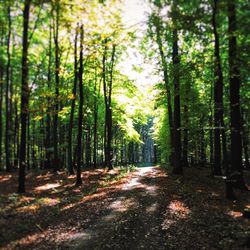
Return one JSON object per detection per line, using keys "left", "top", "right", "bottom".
{"left": 35, "top": 183, "right": 60, "bottom": 191}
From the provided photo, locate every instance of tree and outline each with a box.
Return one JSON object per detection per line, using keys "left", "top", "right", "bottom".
{"left": 102, "top": 39, "right": 116, "bottom": 170}
{"left": 45, "top": 12, "right": 52, "bottom": 170}
{"left": 212, "top": 0, "right": 224, "bottom": 176}
{"left": 0, "top": 23, "right": 4, "bottom": 171}
{"left": 5, "top": 2, "right": 11, "bottom": 172}
{"left": 75, "top": 24, "right": 84, "bottom": 186}
{"left": 18, "top": 0, "right": 31, "bottom": 193}
{"left": 67, "top": 24, "right": 78, "bottom": 175}
{"left": 52, "top": 0, "right": 60, "bottom": 172}
{"left": 227, "top": 0, "right": 246, "bottom": 190}
{"left": 171, "top": 2, "right": 182, "bottom": 175}
{"left": 150, "top": 13, "right": 174, "bottom": 166}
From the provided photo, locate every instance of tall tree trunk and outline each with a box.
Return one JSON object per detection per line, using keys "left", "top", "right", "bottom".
{"left": 93, "top": 74, "right": 100, "bottom": 168}
{"left": 5, "top": 4, "right": 11, "bottom": 172}
{"left": 103, "top": 41, "right": 115, "bottom": 170}
{"left": 172, "top": 6, "right": 182, "bottom": 174}
{"left": 0, "top": 67, "right": 3, "bottom": 170}
{"left": 67, "top": 25, "right": 78, "bottom": 175}
{"left": 9, "top": 62, "right": 14, "bottom": 167}
{"left": 107, "top": 45, "right": 116, "bottom": 170}
{"left": 0, "top": 25, "right": 4, "bottom": 170}
{"left": 221, "top": 119, "right": 229, "bottom": 171}
{"left": 14, "top": 100, "right": 19, "bottom": 167}
{"left": 242, "top": 110, "right": 249, "bottom": 169}
{"left": 75, "top": 25, "right": 84, "bottom": 186}
{"left": 227, "top": 0, "right": 246, "bottom": 190}
{"left": 85, "top": 124, "right": 91, "bottom": 167}
{"left": 153, "top": 15, "right": 174, "bottom": 166}
{"left": 212, "top": 0, "right": 225, "bottom": 176}
{"left": 200, "top": 116, "right": 206, "bottom": 168}
{"left": 27, "top": 114, "right": 30, "bottom": 170}
{"left": 18, "top": 0, "right": 31, "bottom": 193}
{"left": 45, "top": 17, "right": 52, "bottom": 169}
{"left": 209, "top": 82, "right": 214, "bottom": 167}
{"left": 53, "top": 0, "right": 60, "bottom": 171}
{"left": 182, "top": 103, "right": 189, "bottom": 167}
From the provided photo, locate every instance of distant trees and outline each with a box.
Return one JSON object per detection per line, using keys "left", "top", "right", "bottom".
{"left": 148, "top": 0, "right": 249, "bottom": 188}
{"left": 0, "top": 0, "right": 248, "bottom": 197}
{"left": 0, "top": 0, "right": 153, "bottom": 192}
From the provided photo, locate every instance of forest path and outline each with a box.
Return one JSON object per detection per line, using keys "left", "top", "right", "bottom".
{"left": 1, "top": 166, "right": 249, "bottom": 249}
{"left": 64, "top": 166, "right": 168, "bottom": 250}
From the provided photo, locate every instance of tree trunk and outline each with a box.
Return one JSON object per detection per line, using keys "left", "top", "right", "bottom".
{"left": 53, "top": 0, "right": 60, "bottom": 172}
{"left": 103, "top": 41, "right": 115, "bottom": 170}
{"left": 242, "top": 111, "right": 249, "bottom": 169}
{"left": 18, "top": 0, "right": 31, "bottom": 193}
{"left": 221, "top": 119, "right": 229, "bottom": 171}
{"left": 85, "top": 124, "right": 91, "bottom": 167}
{"left": 227, "top": 0, "right": 246, "bottom": 191}
{"left": 14, "top": 100, "right": 19, "bottom": 167}
{"left": 45, "top": 17, "right": 52, "bottom": 169}
{"left": 27, "top": 114, "right": 30, "bottom": 170}
{"left": 0, "top": 25, "right": 4, "bottom": 170}
{"left": 5, "top": 4, "right": 11, "bottom": 172}
{"left": 172, "top": 8, "right": 182, "bottom": 175}
{"left": 67, "top": 25, "right": 78, "bottom": 175}
{"left": 75, "top": 25, "right": 84, "bottom": 186}
{"left": 182, "top": 103, "right": 189, "bottom": 167}
{"left": 153, "top": 15, "right": 174, "bottom": 166}
{"left": 212, "top": 0, "right": 225, "bottom": 176}
{"left": 93, "top": 75, "right": 98, "bottom": 168}
{"left": 0, "top": 67, "right": 3, "bottom": 171}
{"left": 209, "top": 82, "right": 214, "bottom": 167}
{"left": 200, "top": 116, "right": 206, "bottom": 168}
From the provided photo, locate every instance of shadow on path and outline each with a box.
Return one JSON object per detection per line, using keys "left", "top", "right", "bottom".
{"left": 63, "top": 166, "right": 168, "bottom": 250}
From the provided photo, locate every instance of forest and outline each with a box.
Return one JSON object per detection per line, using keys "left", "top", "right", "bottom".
{"left": 0, "top": 0, "right": 249, "bottom": 249}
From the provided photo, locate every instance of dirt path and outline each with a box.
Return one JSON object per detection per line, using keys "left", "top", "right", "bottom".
{"left": 1, "top": 166, "right": 249, "bottom": 249}
{"left": 63, "top": 166, "right": 168, "bottom": 250}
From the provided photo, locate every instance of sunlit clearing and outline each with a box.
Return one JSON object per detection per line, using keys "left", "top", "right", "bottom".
{"left": 35, "top": 183, "right": 60, "bottom": 191}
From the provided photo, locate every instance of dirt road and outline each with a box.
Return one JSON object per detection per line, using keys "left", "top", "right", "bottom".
{"left": 63, "top": 166, "right": 168, "bottom": 249}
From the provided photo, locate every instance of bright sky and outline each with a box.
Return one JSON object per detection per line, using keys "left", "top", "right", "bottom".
{"left": 122, "top": 0, "right": 148, "bottom": 27}
{"left": 118, "top": 0, "right": 160, "bottom": 90}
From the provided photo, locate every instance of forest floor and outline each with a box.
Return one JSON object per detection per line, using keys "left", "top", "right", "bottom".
{"left": 0, "top": 165, "right": 249, "bottom": 250}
